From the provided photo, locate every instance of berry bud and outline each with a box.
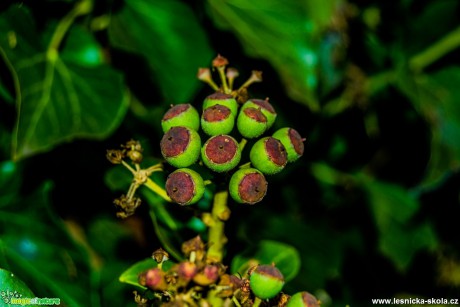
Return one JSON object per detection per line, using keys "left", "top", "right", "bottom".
{"left": 272, "top": 128, "right": 305, "bottom": 162}
{"left": 178, "top": 261, "right": 198, "bottom": 281}
{"left": 203, "top": 92, "right": 238, "bottom": 116}
{"left": 229, "top": 168, "right": 268, "bottom": 204}
{"left": 241, "top": 98, "right": 276, "bottom": 128}
{"left": 201, "top": 104, "right": 235, "bottom": 136}
{"left": 249, "top": 264, "right": 285, "bottom": 300}
{"left": 160, "top": 126, "right": 201, "bottom": 168}
{"left": 161, "top": 104, "right": 200, "bottom": 133}
{"left": 201, "top": 135, "right": 241, "bottom": 173}
{"left": 250, "top": 137, "right": 287, "bottom": 175}
{"left": 165, "top": 168, "right": 205, "bottom": 205}
{"left": 139, "top": 268, "right": 167, "bottom": 291}
{"left": 193, "top": 264, "right": 220, "bottom": 286}
{"left": 286, "top": 291, "right": 320, "bottom": 307}
{"left": 236, "top": 107, "right": 268, "bottom": 139}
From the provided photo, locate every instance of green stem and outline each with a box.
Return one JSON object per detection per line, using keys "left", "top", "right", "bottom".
{"left": 47, "top": 0, "right": 93, "bottom": 53}
{"left": 409, "top": 26, "right": 460, "bottom": 72}
{"left": 253, "top": 297, "right": 262, "bottom": 307}
{"left": 239, "top": 138, "right": 248, "bottom": 152}
{"left": 232, "top": 296, "right": 242, "bottom": 307}
{"left": 217, "top": 66, "right": 230, "bottom": 94}
{"left": 144, "top": 178, "right": 172, "bottom": 202}
{"left": 206, "top": 190, "right": 229, "bottom": 262}
{"left": 48, "top": 0, "right": 93, "bottom": 54}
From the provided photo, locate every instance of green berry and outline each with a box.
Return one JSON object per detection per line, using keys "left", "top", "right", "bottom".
{"left": 165, "top": 168, "right": 205, "bottom": 205}
{"left": 236, "top": 107, "right": 268, "bottom": 139}
{"left": 201, "top": 104, "right": 235, "bottom": 136}
{"left": 203, "top": 92, "right": 238, "bottom": 116}
{"left": 286, "top": 291, "right": 320, "bottom": 307}
{"left": 229, "top": 168, "right": 267, "bottom": 204}
{"left": 272, "top": 128, "right": 305, "bottom": 162}
{"left": 161, "top": 104, "right": 200, "bottom": 133}
{"left": 241, "top": 98, "right": 277, "bottom": 128}
{"left": 249, "top": 264, "right": 285, "bottom": 300}
{"left": 250, "top": 137, "right": 287, "bottom": 175}
{"left": 160, "top": 126, "right": 201, "bottom": 168}
{"left": 201, "top": 135, "right": 241, "bottom": 173}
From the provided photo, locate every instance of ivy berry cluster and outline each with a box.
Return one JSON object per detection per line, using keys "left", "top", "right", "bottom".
{"left": 161, "top": 55, "right": 305, "bottom": 206}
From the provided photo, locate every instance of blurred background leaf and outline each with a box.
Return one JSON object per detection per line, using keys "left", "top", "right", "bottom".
{"left": 0, "top": 268, "right": 35, "bottom": 299}
{"left": 0, "top": 0, "right": 459, "bottom": 306}
{"left": 206, "top": 0, "right": 343, "bottom": 111}
{"left": 0, "top": 5, "right": 129, "bottom": 160}
{"left": 108, "top": 0, "right": 214, "bottom": 104}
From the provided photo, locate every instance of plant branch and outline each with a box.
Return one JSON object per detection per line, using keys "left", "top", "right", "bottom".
{"left": 206, "top": 190, "right": 229, "bottom": 262}
{"left": 144, "top": 178, "right": 171, "bottom": 202}
{"left": 47, "top": 0, "right": 93, "bottom": 53}
{"left": 409, "top": 26, "right": 460, "bottom": 72}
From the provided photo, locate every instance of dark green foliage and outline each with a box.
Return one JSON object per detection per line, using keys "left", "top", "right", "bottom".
{"left": 0, "top": 0, "right": 459, "bottom": 306}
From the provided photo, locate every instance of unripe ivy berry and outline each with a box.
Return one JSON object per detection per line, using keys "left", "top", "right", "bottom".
{"left": 229, "top": 168, "right": 268, "bottom": 204}
{"left": 161, "top": 104, "right": 200, "bottom": 133}
{"left": 193, "top": 264, "right": 220, "bottom": 286}
{"left": 236, "top": 107, "right": 267, "bottom": 139}
{"left": 242, "top": 98, "right": 277, "bottom": 128}
{"left": 203, "top": 92, "right": 238, "bottom": 116}
{"left": 165, "top": 168, "right": 205, "bottom": 205}
{"left": 286, "top": 291, "right": 320, "bottom": 307}
{"left": 249, "top": 265, "right": 285, "bottom": 300}
{"left": 272, "top": 128, "right": 305, "bottom": 162}
{"left": 201, "top": 104, "right": 235, "bottom": 136}
{"left": 160, "top": 126, "right": 201, "bottom": 168}
{"left": 250, "top": 137, "right": 287, "bottom": 175}
{"left": 139, "top": 268, "right": 167, "bottom": 291}
{"left": 201, "top": 135, "right": 241, "bottom": 173}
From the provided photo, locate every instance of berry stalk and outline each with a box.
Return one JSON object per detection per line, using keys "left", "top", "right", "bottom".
{"left": 206, "top": 189, "right": 230, "bottom": 262}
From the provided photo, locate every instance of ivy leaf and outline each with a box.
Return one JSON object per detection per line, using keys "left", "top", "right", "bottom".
{"left": 0, "top": 182, "right": 93, "bottom": 306}
{"left": 0, "top": 269, "right": 35, "bottom": 303}
{"left": 0, "top": 6, "right": 129, "bottom": 160}
{"left": 231, "top": 240, "right": 301, "bottom": 282}
{"left": 206, "top": 0, "right": 339, "bottom": 111}
{"left": 108, "top": 0, "right": 214, "bottom": 104}
{"left": 396, "top": 66, "right": 460, "bottom": 186}
{"left": 119, "top": 258, "right": 174, "bottom": 289}
{"left": 362, "top": 177, "right": 438, "bottom": 271}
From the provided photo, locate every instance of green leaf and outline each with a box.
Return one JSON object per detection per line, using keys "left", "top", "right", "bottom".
{"left": 108, "top": 0, "right": 214, "bottom": 103}
{"left": 362, "top": 177, "right": 438, "bottom": 271}
{"left": 0, "top": 6, "right": 129, "bottom": 160}
{"left": 119, "top": 258, "right": 174, "bottom": 289}
{"left": 206, "top": 0, "right": 339, "bottom": 111}
{"left": 231, "top": 240, "right": 301, "bottom": 282}
{"left": 0, "top": 269, "right": 35, "bottom": 306}
{"left": 396, "top": 66, "right": 460, "bottom": 186}
{"left": 0, "top": 160, "right": 21, "bottom": 207}
{"left": 0, "top": 182, "right": 93, "bottom": 306}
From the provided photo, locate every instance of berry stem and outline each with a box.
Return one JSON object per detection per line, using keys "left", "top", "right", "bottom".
{"left": 217, "top": 66, "right": 231, "bottom": 94}
{"left": 144, "top": 178, "right": 172, "bottom": 202}
{"left": 198, "top": 68, "right": 219, "bottom": 91}
{"left": 47, "top": 0, "right": 93, "bottom": 53}
{"left": 206, "top": 189, "right": 229, "bottom": 262}
{"left": 238, "top": 162, "right": 252, "bottom": 169}
{"left": 121, "top": 160, "right": 136, "bottom": 175}
{"left": 238, "top": 70, "right": 262, "bottom": 91}
{"left": 239, "top": 138, "right": 248, "bottom": 152}
{"left": 409, "top": 25, "right": 460, "bottom": 72}
{"left": 253, "top": 297, "right": 263, "bottom": 307}
{"left": 232, "top": 296, "right": 242, "bottom": 307}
